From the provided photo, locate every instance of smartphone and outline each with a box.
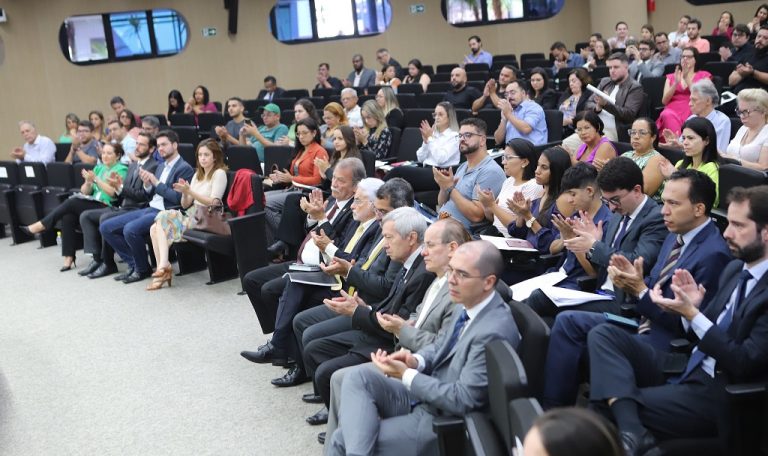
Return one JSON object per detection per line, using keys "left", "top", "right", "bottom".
{"left": 244, "top": 118, "right": 254, "bottom": 126}
{"left": 604, "top": 312, "right": 639, "bottom": 329}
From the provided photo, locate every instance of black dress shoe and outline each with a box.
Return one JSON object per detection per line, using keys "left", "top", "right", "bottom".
{"left": 114, "top": 268, "right": 134, "bottom": 281}
{"left": 302, "top": 393, "right": 324, "bottom": 404}
{"left": 240, "top": 340, "right": 287, "bottom": 365}
{"left": 271, "top": 365, "right": 309, "bottom": 387}
{"left": 123, "top": 270, "right": 151, "bottom": 284}
{"left": 306, "top": 407, "right": 328, "bottom": 425}
{"left": 88, "top": 263, "right": 118, "bottom": 279}
{"left": 317, "top": 432, "right": 326, "bottom": 445}
{"left": 620, "top": 430, "right": 657, "bottom": 456}
{"left": 78, "top": 260, "right": 102, "bottom": 276}
{"left": 267, "top": 240, "right": 289, "bottom": 259}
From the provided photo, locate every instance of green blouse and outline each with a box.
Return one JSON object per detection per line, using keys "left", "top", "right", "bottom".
{"left": 92, "top": 162, "right": 128, "bottom": 206}
{"left": 674, "top": 160, "right": 720, "bottom": 207}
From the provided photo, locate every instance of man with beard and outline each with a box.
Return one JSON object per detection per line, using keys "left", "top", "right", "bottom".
{"left": 463, "top": 35, "right": 493, "bottom": 68}
{"left": 343, "top": 54, "right": 376, "bottom": 89}
{"left": 215, "top": 97, "right": 248, "bottom": 146}
{"left": 433, "top": 118, "right": 505, "bottom": 230}
{"left": 720, "top": 24, "right": 754, "bottom": 63}
{"left": 442, "top": 67, "right": 482, "bottom": 110}
{"left": 493, "top": 80, "right": 548, "bottom": 146}
{"left": 472, "top": 64, "right": 519, "bottom": 111}
{"left": 729, "top": 26, "right": 768, "bottom": 93}
{"left": 586, "top": 184, "right": 768, "bottom": 454}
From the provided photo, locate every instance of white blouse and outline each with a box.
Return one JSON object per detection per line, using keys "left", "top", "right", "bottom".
{"left": 726, "top": 124, "right": 768, "bottom": 164}
{"left": 415, "top": 128, "right": 460, "bottom": 167}
{"left": 493, "top": 178, "right": 544, "bottom": 237}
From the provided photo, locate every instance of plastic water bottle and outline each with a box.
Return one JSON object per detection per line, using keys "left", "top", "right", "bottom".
{"left": 56, "top": 231, "right": 61, "bottom": 245}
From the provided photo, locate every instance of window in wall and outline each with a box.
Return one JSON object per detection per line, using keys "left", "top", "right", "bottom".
{"left": 686, "top": 0, "right": 754, "bottom": 4}
{"left": 443, "top": 0, "right": 564, "bottom": 26}
{"left": 59, "top": 9, "right": 188, "bottom": 65}
{"left": 269, "top": 0, "right": 392, "bottom": 44}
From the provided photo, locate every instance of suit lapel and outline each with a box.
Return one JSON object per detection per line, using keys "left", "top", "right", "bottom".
{"left": 419, "top": 280, "right": 450, "bottom": 325}
{"left": 706, "top": 264, "right": 743, "bottom": 322}
{"left": 734, "top": 272, "right": 768, "bottom": 325}
{"left": 434, "top": 294, "right": 500, "bottom": 370}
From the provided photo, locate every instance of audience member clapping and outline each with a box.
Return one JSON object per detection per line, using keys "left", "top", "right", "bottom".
{"left": 639, "top": 24, "right": 654, "bottom": 41}
{"left": 375, "top": 64, "right": 401, "bottom": 92}
{"left": 661, "top": 78, "right": 730, "bottom": 153}
{"left": 65, "top": 120, "right": 100, "bottom": 165}
{"left": 11, "top": 120, "right": 56, "bottom": 164}
{"left": 669, "top": 15, "right": 691, "bottom": 48}
{"left": 607, "top": 21, "right": 633, "bottom": 50}
{"left": 183, "top": 85, "right": 218, "bottom": 123}
{"left": 494, "top": 80, "right": 548, "bottom": 146}
{"left": 748, "top": 4, "right": 768, "bottom": 38}
{"left": 685, "top": 18, "right": 710, "bottom": 53}
{"left": 119, "top": 108, "right": 142, "bottom": 140}
{"left": 712, "top": 10, "right": 735, "bottom": 39}
{"left": 215, "top": 97, "right": 247, "bottom": 147}
{"left": 354, "top": 100, "right": 392, "bottom": 160}
{"left": 624, "top": 118, "right": 665, "bottom": 200}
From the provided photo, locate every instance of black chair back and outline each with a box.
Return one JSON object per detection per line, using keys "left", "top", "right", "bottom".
{"left": 485, "top": 339, "right": 529, "bottom": 451}
{"left": 718, "top": 164, "right": 768, "bottom": 210}
{"left": 171, "top": 126, "right": 200, "bottom": 148}
{"left": 312, "top": 88, "right": 340, "bottom": 98}
{"left": 477, "top": 110, "right": 502, "bottom": 136}
{"left": 197, "top": 113, "right": 226, "bottom": 133}
{"left": 397, "top": 128, "right": 423, "bottom": 162}
{"left": 284, "top": 89, "right": 310, "bottom": 99}
{"left": 544, "top": 110, "right": 564, "bottom": 142}
{"left": 226, "top": 145, "right": 263, "bottom": 174}
{"left": 168, "top": 113, "right": 196, "bottom": 126}
{"left": 272, "top": 97, "right": 297, "bottom": 111}
{"left": 404, "top": 109, "right": 435, "bottom": 128}
{"left": 360, "top": 149, "right": 376, "bottom": 177}
{"left": 520, "top": 53, "right": 546, "bottom": 69}
{"left": 18, "top": 162, "right": 47, "bottom": 186}
{"left": 417, "top": 93, "right": 447, "bottom": 109}
{"left": 264, "top": 146, "right": 294, "bottom": 174}
{"left": 388, "top": 127, "right": 402, "bottom": 159}
{"left": 46, "top": 162, "right": 75, "bottom": 189}
{"left": 508, "top": 300, "right": 551, "bottom": 400}
{"left": 396, "top": 93, "right": 417, "bottom": 110}
{"left": 55, "top": 143, "right": 71, "bottom": 162}
{"left": 436, "top": 63, "right": 458, "bottom": 74}
{"left": 178, "top": 143, "right": 196, "bottom": 168}
{"left": 398, "top": 84, "right": 424, "bottom": 95}
{"left": 508, "top": 398, "right": 543, "bottom": 443}
{"left": 465, "top": 63, "right": 490, "bottom": 72}
{"left": 141, "top": 114, "right": 168, "bottom": 127}
{"left": 72, "top": 163, "right": 94, "bottom": 190}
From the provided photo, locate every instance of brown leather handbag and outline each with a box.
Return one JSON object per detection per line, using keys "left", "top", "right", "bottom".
{"left": 192, "top": 198, "right": 231, "bottom": 236}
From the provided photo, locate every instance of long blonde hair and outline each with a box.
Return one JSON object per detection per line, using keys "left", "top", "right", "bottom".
{"left": 361, "top": 99, "right": 388, "bottom": 140}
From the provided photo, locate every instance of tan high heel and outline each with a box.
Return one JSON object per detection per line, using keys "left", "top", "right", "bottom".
{"left": 152, "top": 265, "right": 172, "bottom": 278}
{"left": 146, "top": 267, "right": 173, "bottom": 291}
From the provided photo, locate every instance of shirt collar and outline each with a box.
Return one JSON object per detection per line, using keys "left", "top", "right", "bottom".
{"left": 464, "top": 291, "right": 496, "bottom": 321}
{"left": 164, "top": 154, "right": 181, "bottom": 170}
{"left": 403, "top": 245, "right": 423, "bottom": 271}
{"left": 681, "top": 218, "right": 711, "bottom": 247}
{"left": 627, "top": 195, "right": 648, "bottom": 221}
{"left": 745, "top": 257, "right": 768, "bottom": 283}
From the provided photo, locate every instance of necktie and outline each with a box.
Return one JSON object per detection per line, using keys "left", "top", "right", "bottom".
{"left": 638, "top": 235, "right": 685, "bottom": 334}
{"left": 346, "top": 238, "right": 385, "bottom": 295}
{"left": 343, "top": 224, "right": 367, "bottom": 254}
{"left": 444, "top": 310, "right": 470, "bottom": 354}
{"left": 612, "top": 215, "right": 630, "bottom": 248}
{"left": 675, "top": 270, "right": 753, "bottom": 382}
{"left": 326, "top": 203, "right": 339, "bottom": 223}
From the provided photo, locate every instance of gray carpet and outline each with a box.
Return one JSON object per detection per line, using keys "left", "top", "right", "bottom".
{"left": 0, "top": 237, "right": 322, "bottom": 455}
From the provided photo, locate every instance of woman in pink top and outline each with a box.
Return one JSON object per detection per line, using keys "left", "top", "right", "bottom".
{"left": 572, "top": 111, "right": 617, "bottom": 171}
{"left": 184, "top": 85, "right": 218, "bottom": 125}
{"left": 711, "top": 11, "right": 735, "bottom": 40}
{"left": 656, "top": 47, "right": 712, "bottom": 142}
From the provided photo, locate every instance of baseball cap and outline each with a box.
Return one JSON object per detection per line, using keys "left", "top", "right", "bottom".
{"left": 260, "top": 103, "right": 281, "bottom": 115}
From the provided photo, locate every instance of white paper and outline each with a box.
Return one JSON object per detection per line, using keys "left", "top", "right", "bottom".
{"left": 480, "top": 235, "right": 537, "bottom": 252}
{"left": 0, "top": 168, "right": 7, "bottom": 178}
{"left": 24, "top": 166, "right": 35, "bottom": 178}
{"left": 510, "top": 271, "right": 567, "bottom": 301}
{"left": 587, "top": 84, "right": 615, "bottom": 104}
{"left": 540, "top": 285, "right": 613, "bottom": 307}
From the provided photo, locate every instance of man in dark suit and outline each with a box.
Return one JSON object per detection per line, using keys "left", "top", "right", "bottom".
{"left": 256, "top": 75, "right": 286, "bottom": 101}
{"left": 541, "top": 168, "right": 732, "bottom": 409}
{"left": 327, "top": 241, "right": 520, "bottom": 455}
{"left": 586, "top": 184, "right": 768, "bottom": 454}
{"left": 301, "top": 207, "right": 435, "bottom": 425}
{"left": 78, "top": 132, "right": 160, "bottom": 278}
{"left": 583, "top": 52, "right": 644, "bottom": 141}
{"left": 240, "top": 178, "right": 382, "bottom": 367}
{"left": 99, "top": 129, "right": 194, "bottom": 283}
{"left": 240, "top": 158, "right": 364, "bottom": 343}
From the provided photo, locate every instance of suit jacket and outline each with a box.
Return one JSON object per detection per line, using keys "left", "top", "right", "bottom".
{"left": 346, "top": 68, "right": 377, "bottom": 88}
{"left": 346, "top": 233, "right": 401, "bottom": 303}
{"left": 146, "top": 156, "right": 195, "bottom": 207}
{"left": 585, "top": 76, "right": 645, "bottom": 124}
{"left": 313, "top": 197, "right": 354, "bottom": 242}
{"left": 629, "top": 59, "right": 665, "bottom": 80}
{"left": 334, "top": 220, "right": 380, "bottom": 263}
{"left": 635, "top": 221, "right": 732, "bottom": 347}
{"left": 590, "top": 197, "right": 667, "bottom": 305}
{"left": 410, "top": 293, "right": 520, "bottom": 417}
{"left": 398, "top": 279, "right": 454, "bottom": 351}
{"left": 350, "top": 254, "right": 435, "bottom": 356}
{"left": 257, "top": 87, "right": 286, "bottom": 100}
{"left": 694, "top": 259, "right": 768, "bottom": 384}
{"left": 120, "top": 159, "right": 159, "bottom": 209}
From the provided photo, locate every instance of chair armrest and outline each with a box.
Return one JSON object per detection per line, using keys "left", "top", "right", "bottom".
{"left": 433, "top": 415, "right": 466, "bottom": 456}
{"left": 669, "top": 338, "right": 692, "bottom": 354}
{"left": 464, "top": 412, "right": 505, "bottom": 456}
{"left": 577, "top": 276, "right": 597, "bottom": 292}
{"left": 538, "top": 253, "right": 564, "bottom": 270}
{"left": 725, "top": 382, "right": 767, "bottom": 396}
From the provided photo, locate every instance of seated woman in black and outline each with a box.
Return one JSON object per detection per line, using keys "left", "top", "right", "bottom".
{"left": 528, "top": 67, "right": 559, "bottom": 110}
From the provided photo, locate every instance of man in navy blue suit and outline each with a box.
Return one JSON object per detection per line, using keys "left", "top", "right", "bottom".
{"left": 587, "top": 184, "right": 768, "bottom": 454}
{"left": 100, "top": 129, "right": 195, "bottom": 284}
{"left": 541, "top": 169, "right": 731, "bottom": 409}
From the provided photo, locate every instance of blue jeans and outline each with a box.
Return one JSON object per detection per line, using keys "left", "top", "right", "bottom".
{"left": 99, "top": 207, "right": 159, "bottom": 273}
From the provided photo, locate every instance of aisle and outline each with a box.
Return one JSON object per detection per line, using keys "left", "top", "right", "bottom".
{"left": 0, "top": 237, "right": 319, "bottom": 455}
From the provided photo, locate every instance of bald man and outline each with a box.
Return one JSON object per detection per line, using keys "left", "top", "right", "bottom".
{"left": 443, "top": 68, "right": 482, "bottom": 110}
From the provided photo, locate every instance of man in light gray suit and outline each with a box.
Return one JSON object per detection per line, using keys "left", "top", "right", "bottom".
{"left": 343, "top": 54, "right": 377, "bottom": 89}
{"left": 321, "top": 218, "right": 470, "bottom": 447}
{"left": 327, "top": 241, "right": 520, "bottom": 455}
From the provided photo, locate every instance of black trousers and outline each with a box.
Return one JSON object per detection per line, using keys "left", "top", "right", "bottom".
{"left": 79, "top": 206, "right": 137, "bottom": 267}
{"left": 274, "top": 192, "right": 308, "bottom": 250}
{"left": 293, "top": 305, "right": 350, "bottom": 375}
{"left": 242, "top": 262, "right": 290, "bottom": 334}
{"left": 41, "top": 197, "right": 106, "bottom": 257}
{"left": 271, "top": 281, "right": 336, "bottom": 361}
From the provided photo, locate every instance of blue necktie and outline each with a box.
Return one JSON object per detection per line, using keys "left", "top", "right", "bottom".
{"left": 444, "top": 310, "right": 470, "bottom": 354}
{"left": 612, "top": 215, "right": 630, "bottom": 248}
{"left": 676, "top": 269, "right": 752, "bottom": 382}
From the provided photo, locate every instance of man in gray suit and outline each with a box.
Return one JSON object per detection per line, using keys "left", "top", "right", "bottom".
{"left": 327, "top": 241, "right": 520, "bottom": 455}
{"left": 343, "top": 54, "right": 377, "bottom": 89}
{"left": 321, "top": 218, "right": 470, "bottom": 446}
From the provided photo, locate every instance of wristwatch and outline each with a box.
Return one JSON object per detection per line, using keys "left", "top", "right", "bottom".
{"left": 525, "top": 216, "right": 536, "bottom": 228}
{"left": 445, "top": 185, "right": 455, "bottom": 196}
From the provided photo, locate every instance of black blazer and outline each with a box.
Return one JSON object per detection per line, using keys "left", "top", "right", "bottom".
{"left": 257, "top": 87, "right": 286, "bottom": 100}
{"left": 335, "top": 221, "right": 380, "bottom": 262}
{"left": 350, "top": 254, "right": 436, "bottom": 356}
{"left": 346, "top": 234, "right": 401, "bottom": 304}
{"left": 534, "top": 88, "right": 559, "bottom": 110}
{"left": 691, "top": 259, "right": 768, "bottom": 384}
{"left": 313, "top": 197, "right": 355, "bottom": 242}
{"left": 120, "top": 159, "right": 159, "bottom": 209}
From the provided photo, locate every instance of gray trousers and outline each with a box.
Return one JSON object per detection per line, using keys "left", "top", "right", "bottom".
{"left": 323, "top": 364, "right": 377, "bottom": 454}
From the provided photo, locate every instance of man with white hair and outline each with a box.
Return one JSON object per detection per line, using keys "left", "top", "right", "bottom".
{"left": 341, "top": 88, "right": 363, "bottom": 128}
{"left": 10, "top": 121, "right": 56, "bottom": 163}
{"left": 662, "top": 79, "right": 731, "bottom": 153}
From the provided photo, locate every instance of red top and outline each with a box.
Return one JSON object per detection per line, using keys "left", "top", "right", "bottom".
{"left": 290, "top": 142, "right": 328, "bottom": 186}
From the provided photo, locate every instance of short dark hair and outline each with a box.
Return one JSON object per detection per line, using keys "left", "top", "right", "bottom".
{"left": 510, "top": 79, "right": 530, "bottom": 95}
{"left": 501, "top": 64, "right": 520, "bottom": 78}
{"left": 376, "top": 48, "right": 389, "bottom": 54}
{"left": 654, "top": 31, "right": 669, "bottom": 40}
{"left": 668, "top": 168, "right": 717, "bottom": 215}
{"left": 459, "top": 117, "right": 487, "bottom": 136}
{"left": 734, "top": 23, "right": 750, "bottom": 36}
{"left": 468, "top": 35, "right": 481, "bottom": 42}
{"left": 689, "top": 18, "right": 702, "bottom": 30}
{"left": 535, "top": 408, "right": 623, "bottom": 456}
{"left": 561, "top": 162, "right": 599, "bottom": 192}
{"left": 590, "top": 32, "right": 603, "bottom": 39}
{"left": 78, "top": 120, "right": 94, "bottom": 131}
{"left": 319, "top": 62, "right": 330, "bottom": 70}
{"left": 597, "top": 156, "right": 644, "bottom": 193}
{"left": 377, "top": 177, "right": 414, "bottom": 209}
{"left": 137, "top": 131, "right": 156, "bottom": 148}
{"left": 227, "top": 96, "right": 244, "bottom": 107}
{"left": 615, "top": 21, "right": 627, "bottom": 29}
{"left": 607, "top": 52, "right": 629, "bottom": 64}
{"left": 264, "top": 75, "right": 277, "bottom": 84}
{"left": 639, "top": 39, "right": 655, "bottom": 51}
{"left": 550, "top": 41, "right": 567, "bottom": 51}
{"left": 141, "top": 115, "right": 160, "bottom": 129}
{"left": 105, "top": 141, "right": 125, "bottom": 159}
{"left": 573, "top": 110, "right": 604, "bottom": 135}
{"left": 110, "top": 96, "right": 125, "bottom": 106}
{"left": 156, "top": 129, "right": 180, "bottom": 145}
{"left": 728, "top": 185, "right": 768, "bottom": 230}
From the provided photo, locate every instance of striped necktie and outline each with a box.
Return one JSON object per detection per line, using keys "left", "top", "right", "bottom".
{"left": 638, "top": 235, "right": 684, "bottom": 334}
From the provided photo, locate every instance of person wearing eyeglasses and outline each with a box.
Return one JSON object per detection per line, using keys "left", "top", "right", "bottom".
{"left": 239, "top": 103, "right": 289, "bottom": 163}
{"left": 723, "top": 88, "right": 768, "bottom": 170}
{"left": 622, "top": 118, "right": 665, "bottom": 201}
{"left": 493, "top": 80, "right": 548, "bottom": 147}
{"left": 628, "top": 40, "right": 665, "bottom": 81}
{"left": 720, "top": 24, "right": 754, "bottom": 63}
{"left": 657, "top": 47, "right": 713, "bottom": 144}
{"left": 728, "top": 25, "right": 768, "bottom": 94}
{"left": 651, "top": 32, "right": 682, "bottom": 66}
{"left": 661, "top": 79, "right": 730, "bottom": 155}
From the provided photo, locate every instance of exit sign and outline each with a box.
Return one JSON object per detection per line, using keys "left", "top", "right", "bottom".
{"left": 410, "top": 4, "right": 425, "bottom": 14}
{"left": 202, "top": 27, "right": 217, "bottom": 37}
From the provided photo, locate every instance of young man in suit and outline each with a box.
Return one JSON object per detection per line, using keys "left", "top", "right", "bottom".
{"left": 343, "top": 54, "right": 376, "bottom": 89}
{"left": 585, "top": 183, "right": 768, "bottom": 454}
{"left": 541, "top": 168, "right": 731, "bottom": 409}
{"left": 99, "top": 130, "right": 195, "bottom": 283}
{"left": 78, "top": 132, "right": 159, "bottom": 278}
{"left": 256, "top": 75, "right": 286, "bottom": 101}
{"left": 327, "top": 240, "right": 520, "bottom": 455}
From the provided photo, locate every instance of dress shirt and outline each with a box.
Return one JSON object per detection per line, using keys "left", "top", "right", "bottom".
{"left": 415, "top": 128, "right": 460, "bottom": 167}
{"left": 414, "top": 275, "right": 449, "bottom": 329}
{"left": 21, "top": 134, "right": 56, "bottom": 164}
{"left": 402, "top": 291, "right": 497, "bottom": 389}
{"left": 599, "top": 195, "right": 648, "bottom": 291}
{"left": 346, "top": 106, "right": 363, "bottom": 128}
{"left": 148, "top": 154, "right": 181, "bottom": 211}
{"left": 504, "top": 100, "right": 547, "bottom": 145}
{"left": 652, "top": 48, "right": 682, "bottom": 66}
{"left": 597, "top": 85, "right": 621, "bottom": 136}
{"left": 465, "top": 50, "right": 493, "bottom": 67}
{"left": 324, "top": 218, "right": 375, "bottom": 260}
{"left": 688, "top": 258, "right": 768, "bottom": 377}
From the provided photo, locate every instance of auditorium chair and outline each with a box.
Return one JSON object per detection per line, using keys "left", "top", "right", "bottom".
{"left": 388, "top": 127, "right": 402, "bottom": 159}
{"left": 712, "top": 164, "right": 768, "bottom": 231}
{"left": 395, "top": 93, "right": 417, "bottom": 109}
{"left": 12, "top": 162, "right": 48, "bottom": 245}
{"left": 396, "top": 127, "right": 423, "bottom": 162}
{"left": 703, "top": 62, "right": 736, "bottom": 84}
{"left": 171, "top": 126, "right": 200, "bottom": 149}
{"left": 141, "top": 114, "right": 168, "bottom": 127}
{"left": 0, "top": 161, "right": 23, "bottom": 243}
{"left": 197, "top": 113, "right": 226, "bottom": 138}
{"left": 507, "top": 300, "right": 551, "bottom": 400}
{"left": 432, "top": 73, "right": 451, "bottom": 83}
{"left": 703, "top": 35, "right": 729, "bottom": 51}
{"left": 465, "top": 63, "right": 491, "bottom": 72}
{"left": 404, "top": 109, "right": 435, "bottom": 128}
{"left": 54, "top": 143, "right": 71, "bottom": 162}
{"left": 397, "top": 83, "right": 424, "bottom": 95}
{"left": 436, "top": 63, "right": 458, "bottom": 74}
{"left": 520, "top": 53, "right": 546, "bottom": 69}
{"left": 477, "top": 110, "right": 502, "bottom": 138}
{"left": 168, "top": 113, "right": 196, "bottom": 127}
{"left": 426, "top": 82, "right": 451, "bottom": 94}
{"left": 544, "top": 110, "right": 564, "bottom": 143}
{"left": 417, "top": 93, "right": 448, "bottom": 109}
{"left": 312, "top": 88, "right": 340, "bottom": 99}
{"left": 225, "top": 145, "right": 263, "bottom": 174}
{"left": 272, "top": 97, "right": 297, "bottom": 111}
{"left": 178, "top": 143, "right": 196, "bottom": 168}
{"left": 36, "top": 162, "right": 75, "bottom": 247}
{"left": 284, "top": 89, "right": 310, "bottom": 99}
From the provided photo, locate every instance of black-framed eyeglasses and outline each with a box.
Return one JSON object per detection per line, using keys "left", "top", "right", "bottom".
{"left": 601, "top": 193, "right": 627, "bottom": 207}
{"left": 735, "top": 108, "right": 763, "bottom": 117}
{"left": 502, "top": 155, "right": 521, "bottom": 161}
{"left": 627, "top": 129, "right": 651, "bottom": 137}
{"left": 458, "top": 132, "right": 483, "bottom": 140}
{"left": 446, "top": 266, "right": 486, "bottom": 281}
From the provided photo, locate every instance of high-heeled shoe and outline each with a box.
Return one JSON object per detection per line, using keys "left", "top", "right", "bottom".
{"left": 152, "top": 265, "right": 172, "bottom": 278}
{"left": 60, "top": 257, "right": 76, "bottom": 272}
{"left": 146, "top": 267, "right": 173, "bottom": 290}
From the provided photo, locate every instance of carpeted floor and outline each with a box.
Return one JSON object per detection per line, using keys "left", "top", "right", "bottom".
{"left": 0, "top": 235, "right": 322, "bottom": 455}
